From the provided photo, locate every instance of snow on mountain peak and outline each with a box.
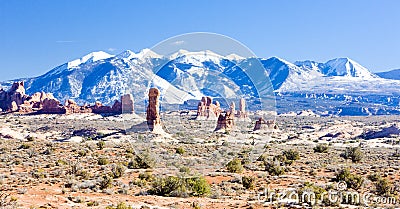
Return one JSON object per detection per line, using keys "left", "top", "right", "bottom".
{"left": 225, "top": 53, "right": 245, "bottom": 60}
{"left": 323, "top": 57, "right": 377, "bottom": 78}
{"left": 117, "top": 49, "right": 162, "bottom": 60}
{"left": 168, "top": 49, "right": 190, "bottom": 60}
{"left": 68, "top": 51, "right": 114, "bottom": 68}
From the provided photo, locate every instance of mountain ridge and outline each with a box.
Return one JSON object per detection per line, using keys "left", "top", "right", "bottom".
{"left": 1, "top": 49, "right": 400, "bottom": 116}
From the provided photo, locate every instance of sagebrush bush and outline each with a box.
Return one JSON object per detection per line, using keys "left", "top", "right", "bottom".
{"left": 375, "top": 177, "right": 394, "bottom": 196}
{"left": 97, "top": 141, "right": 105, "bottom": 150}
{"left": 340, "top": 146, "right": 363, "bottom": 163}
{"left": 314, "top": 144, "right": 329, "bottom": 153}
{"left": 128, "top": 151, "right": 155, "bottom": 169}
{"left": 110, "top": 163, "right": 126, "bottom": 178}
{"left": 138, "top": 171, "right": 154, "bottom": 182}
{"left": 176, "top": 146, "right": 185, "bottom": 155}
{"left": 149, "top": 175, "right": 210, "bottom": 197}
{"left": 97, "top": 157, "right": 109, "bottom": 165}
{"left": 105, "top": 202, "right": 132, "bottom": 209}
{"left": 226, "top": 158, "right": 244, "bottom": 173}
{"left": 242, "top": 176, "right": 256, "bottom": 190}
{"left": 282, "top": 149, "right": 300, "bottom": 161}
{"left": 264, "top": 161, "right": 285, "bottom": 176}
{"left": 298, "top": 182, "right": 327, "bottom": 201}
{"left": 99, "top": 175, "right": 113, "bottom": 190}
{"left": 273, "top": 149, "right": 300, "bottom": 165}
{"left": 334, "top": 168, "right": 364, "bottom": 190}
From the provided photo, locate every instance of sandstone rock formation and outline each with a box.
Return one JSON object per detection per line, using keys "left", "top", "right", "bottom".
{"left": 89, "top": 100, "right": 122, "bottom": 114}
{"left": 64, "top": 99, "right": 86, "bottom": 114}
{"left": 146, "top": 88, "right": 163, "bottom": 133}
{"left": 253, "top": 118, "right": 278, "bottom": 131}
{"left": 363, "top": 124, "right": 400, "bottom": 139}
{"left": 196, "top": 96, "right": 221, "bottom": 120}
{"left": 121, "top": 94, "right": 134, "bottom": 114}
{"left": 214, "top": 111, "right": 235, "bottom": 131}
{"left": 0, "top": 81, "right": 29, "bottom": 112}
{"left": 236, "top": 98, "right": 247, "bottom": 118}
{"left": 38, "top": 98, "right": 66, "bottom": 114}
{"left": 0, "top": 81, "right": 130, "bottom": 115}
{"left": 229, "top": 101, "right": 235, "bottom": 115}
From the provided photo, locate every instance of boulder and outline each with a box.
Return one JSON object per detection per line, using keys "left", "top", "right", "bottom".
{"left": 215, "top": 111, "right": 235, "bottom": 131}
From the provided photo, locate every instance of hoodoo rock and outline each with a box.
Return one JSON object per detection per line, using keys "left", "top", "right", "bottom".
{"left": 196, "top": 96, "right": 221, "bottom": 120}
{"left": 215, "top": 111, "right": 235, "bottom": 131}
{"left": 253, "top": 118, "right": 278, "bottom": 131}
{"left": 146, "top": 88, "right": 163, "bottom": 133}
{"left": 236, "top": 98, "right": 247, "bottom": 118}
{"left": 229, "top": 101, "right": 236, "bottom": 115}
{"left": 121, "top": 94, "right": 134, "bottom": 114}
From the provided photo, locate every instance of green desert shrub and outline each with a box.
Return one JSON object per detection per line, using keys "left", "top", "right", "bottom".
{"left": 257, "top": 153, "right": 268, "bottom": 162}
{"left": 105, "top": 202, "right": 132, "bottom": 209}
{"left": 242, "top": 175, "right": 256, "bottom": 190}
{"left": 314, "top": 144, "right": 329, "bottom": 153}
{"left": 99, "top": 175, "right": 113, "bottom": 190}
{"left": 298, "top": 182, "right": 327, "bottom": 201}
{"left": 149, "top": 175, "right": 210, "bottom": 197}
{"left": 175, "top": 146, "right": 185, "bottom": 155}
{"left": 367, "top": 173, "right": 381, "bottom": 182}
{"left": 18, "top": 143, "right": 31, "bottom": 149}
{"left": 340, "top": 146, "right": 363, "bottom": 163}
{"left": 282, "top": 149, "right": 300, "bottom": 161}
{"left": 264, "top": 161, "right": 285, "bottom": 176}
{"left": 273, "top": 149, "right": 300, "bottom": 165}
{"left": 97, "top": 141, "right": 105, "bottom": 150}
{"left": 375, "top": 177, "right": 394, "bottom": 196}
{"left": 333, "top": 168, "right": 364, "bottom": 190}
{"left": 226, "top": 158, "right": 244, "bottom": 173}
{"left": 97, "top": 157, "right": 109, "bottom": 165}
{"left": 138, "top": 171, "right": 154, "bottom": 182}
{"left": 110, "top": 163, "right": 126, "bottom": 178}
{"left": 128, "top": 151, "right": 155, "bottom": 169}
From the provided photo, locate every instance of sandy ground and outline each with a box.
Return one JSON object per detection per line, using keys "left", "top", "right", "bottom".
{"left": 0, "top": 113, "right": 399, "bottom": 208}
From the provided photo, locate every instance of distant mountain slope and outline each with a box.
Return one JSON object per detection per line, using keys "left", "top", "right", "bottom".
{"left": 2, "top": 49, "right": 400, "bottom": 116}
{"left": 377, "top": 69, "right": 400, "bottom": 80}
{"left": 22, "top": 50, "right": 194, "bottom": 105}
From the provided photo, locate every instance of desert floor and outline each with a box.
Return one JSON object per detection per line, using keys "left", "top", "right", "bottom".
{"left": 0, "top": 113, "right": 399, "bottom": 209}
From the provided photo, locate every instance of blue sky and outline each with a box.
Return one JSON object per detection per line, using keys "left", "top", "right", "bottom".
{"left": 1, "top": 0, "right": 399, "bottom": 80}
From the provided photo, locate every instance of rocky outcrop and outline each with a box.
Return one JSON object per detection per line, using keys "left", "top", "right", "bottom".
{"left": 146, "top": 88, "right": 163, "bottom": 133}
{"left": 253, "top": 118, "right": 278, "bottom": 131}
{"left": 121, "top": 94, "right": 134, "bottom": 114}
{"left": 363, "top": 124, "right": 400, "bottom": 139}
{"left": 196, "top": 96, "right": 221, "bottom": 120}
{"left": 0, "top": 81, "right": 133, "bottom": 115}
{"left": 91, "top": 100, "right": 121, "bottom": 114}
{"left": 215, "top": 111, "right": 235, "bottom": 131}
{"left": 229, "top": 101, "right": 235, "bottom": 114}
{"left": 236, "top": 98, "right": 247, "bottom": 118}
{"left": 38, "top": 98, "right": 66, "bottom": 114}
{"left": 0, "top": 81, "right": 29, "bottom": 112}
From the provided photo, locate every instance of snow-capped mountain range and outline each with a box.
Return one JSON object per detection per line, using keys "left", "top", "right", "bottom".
{"left": 1, "top": 49, "right": 400, "bottom": 115}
